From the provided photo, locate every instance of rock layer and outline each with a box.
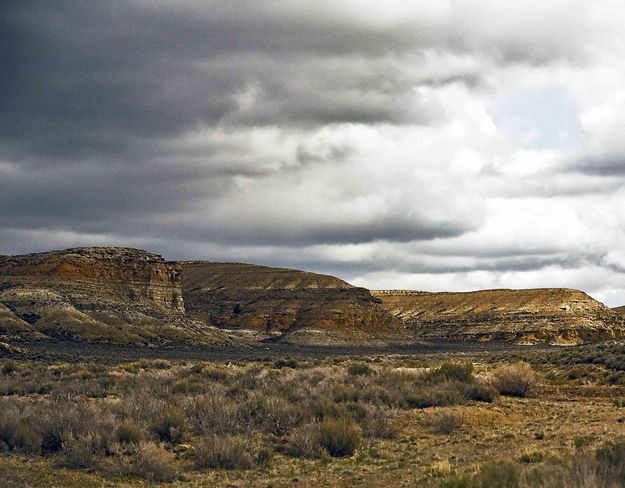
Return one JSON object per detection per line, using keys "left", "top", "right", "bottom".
{"left": 0, "top": 247, "right": 184, "bottom": 313}
{"left": 0, "top": 248, "right": 228, "bottom": 344}
{"left": 373, "top": 288, "right": 625, "bottom": 345}
{"left": 181, "top": 262, "right": 406, "bottom": 345}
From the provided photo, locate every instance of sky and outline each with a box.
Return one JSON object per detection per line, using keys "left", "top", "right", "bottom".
{"left": 3, "top": 1, "right": 625, "bottom": 305}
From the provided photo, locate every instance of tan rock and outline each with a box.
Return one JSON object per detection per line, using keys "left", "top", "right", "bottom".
{"left": 181, "top": 262, "right": 407, "bottom": 345}
{"left": 372, "top": 288, "right": 625, "bottom": 345}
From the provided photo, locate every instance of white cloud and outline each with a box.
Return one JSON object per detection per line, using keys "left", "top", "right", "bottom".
{"left": 5, "top": 1, "right": 625, "bottom": 305}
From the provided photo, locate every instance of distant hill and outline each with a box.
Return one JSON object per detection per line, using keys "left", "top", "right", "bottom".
{"left": 1, "top": 247, "right": 623, "bottom": 347}
{"left": 373, "top": 288, "right": 625, "bottom": 345}
{"left": 181, "top": 261, "right": 406, "bottom": 345}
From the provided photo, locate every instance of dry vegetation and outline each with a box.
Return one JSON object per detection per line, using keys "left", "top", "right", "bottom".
{"left": 1, "top": 348, "right": 625, "bottom": 487}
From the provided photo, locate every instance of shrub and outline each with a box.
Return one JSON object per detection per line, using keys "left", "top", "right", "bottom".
{"left": 347, "top": 363, "right": 374, "bottom": 377}
{"left": 238, "top": 394, "right": 303, "bottom": 435}
{"left": 127, "top": 442, "right": 178, "bottom": 482}
{"left": 186, "top": 394, "right": 239, "bottom": 435}
{"left": 493, "top": 362, "right": 536, "bottom": 397}
{"left": 361, "top": 406, "right": 398, "bottom": 439}
{"left": 595, "top": 440, "right": 625, "bottom": 483}
{"left": 519, "top": 449, "right": 544, "bottom": 464}
{"left": 310, "top": 397, "right": 345, "bottom": 420}
{"left": 425, "top": 362, "right": 474, "bottom": 384}
{"left": 36, "top": 402, "right": 103, "bottom": 454}
{"left": 194, "top": 435, "right": 254, "bottom": 469}
{"left": 204, "top": 367, "right": 229, "bottom": 382}
{"left": 151, "top": 407, "right": 185, "bottom": 444}
{"left": 463, "top": 383, "right": 499, "bottom": 403}
{"left": 472, "top": 460, "right": 520, "bottom": 488}
{"left": 274, "top": 358, "right": 298, "bottom": 369}
{"left": 288, "top": 422, "right": 323, "bottom": 458}
{"left": 429, "top": 410, "right": 463, "bottom": 435}
{"left": 0, "top": 411, "right": 40, "bottom": 453}
{"left": 115, "top": 421, "right": 143, "bottom": 444}
{"left": 2, "top": 361, "right": 17, "bottom": 375}
{"left": 58, "top": 434, "right": 100, "bottom": 469}
{"left": 404, "top": 382, "right": 466, "bottom": 409}
{"left": 318, "top": 418, "right": 361, "bottom": 457}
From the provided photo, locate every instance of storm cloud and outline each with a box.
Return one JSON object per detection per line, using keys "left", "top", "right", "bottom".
{"left": 3, "top": 1, "right": 625, "bottom": 305}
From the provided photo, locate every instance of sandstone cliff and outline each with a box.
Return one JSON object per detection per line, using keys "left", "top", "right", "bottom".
{"left": 181, "top": 262, "right": 406, "bottom": 345}
{"left": 0, "top": 248, "right": 229, "bottom": 344}
{"left": 372, "top": 288, "right": 625, "bottom": 345}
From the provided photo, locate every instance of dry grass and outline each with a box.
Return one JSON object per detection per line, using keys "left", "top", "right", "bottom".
{"left": 493, "top": 361, "right": 537, "bottom": 397}
{"left": 0, "top": 353, "right": 624, "bottom": 486}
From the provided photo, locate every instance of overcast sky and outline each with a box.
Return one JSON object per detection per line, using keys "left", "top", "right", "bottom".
{"left": 3, "top": 1, "right": 625, "bottom": 305}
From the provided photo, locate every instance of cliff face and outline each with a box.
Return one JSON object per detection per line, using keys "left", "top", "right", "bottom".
{"left": 373, "top": 288, "right": 625, "bottom": 345}
{"left": 0, "top": 247, "right": 184, "bottom": 313}
{"left": 181, "top": 262, "right": 406, "bottom": 345}
{"left": 0, "top": 248, "right": 227, "bottom": 344}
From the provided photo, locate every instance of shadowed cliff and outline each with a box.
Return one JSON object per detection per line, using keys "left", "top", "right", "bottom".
{"left": 181, "top": 261, "right": 407, "bottom": 345}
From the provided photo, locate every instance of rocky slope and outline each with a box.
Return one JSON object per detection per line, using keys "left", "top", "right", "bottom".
{"left": 0, "top": 248, "right": 230, "bottom": 344}
{"left": 373, "top": 289, "right": 625, "bottom": 345}
{"left": 181, "top": 262, "right": 406, "bottom": 345}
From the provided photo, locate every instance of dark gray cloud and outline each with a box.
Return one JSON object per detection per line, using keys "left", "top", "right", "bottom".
{"left": 0, "top": 0, "right": 496, "bottom": 248}
{"left": 0, "top": 1, "right": 583, "bottom": 163}
{"left": 571, "top": 155, "right": 625, "bottom": 176}
{"left": 2, "top": 0, "right": 622, "bottom": 302}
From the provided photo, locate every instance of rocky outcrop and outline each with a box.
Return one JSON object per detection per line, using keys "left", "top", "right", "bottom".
{"left": 373, "top": 288, "right": 625, "bottom": 345}
{"left": 0, "top": 248, "right": 229, "bottom": 344}
{"left": 0, "top": 247, "right": 184, "bottom": 313}
{"left": 0, "top": 303, "right": 44, "bottom": 338}
{"left": 181, "top": 262, "right": 406, "bottom": 345}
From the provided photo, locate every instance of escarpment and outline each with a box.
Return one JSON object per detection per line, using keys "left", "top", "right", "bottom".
{"left": 372, "top": 288, "right": 625, "bottom": 345}
{"left": 181, "top": 262, "right": 406, "bottom": 345}
{"left": 2, "top": 246, "right": 624, "bottom": 347}
{"left": 0, "top": 248, "right": 229, "bottom": 344}
{"left": 0, "top": 247, "right": 184, "bottom": 313}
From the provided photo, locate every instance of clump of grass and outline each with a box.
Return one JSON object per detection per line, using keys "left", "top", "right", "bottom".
{"left": 427, "top": 460, "right": 453, "bottom": 479}
{"left": 519, "top": 449, "right": 544, "bottom": 464}
{"left": 425, "top": 362, "right": 474, "bottom": 383}
{"left": 274, "top": 358, "right": 298, "bottom": 369}
{"left": 287, "top": 417, "right": 362, "bottom": 458}
{"left": 288, "top": 422, "right": 323, "bottom": 458}
{"left": 127, "top": 442, "right": 178, "bottom": 482}
{"left": 360, "top": 406, "right": 398, "bottom": 439}
{"left": 318, "top": 418, "right": 362, "bottom": 457}
{"left": 2, "top": 361, "right": 17, "bottom": 375}
{"left": 447, "top": 460, "right": 520, "bottom": 488}
{"left": 194, "top": 435, "right": 254, "bottom": 469}
{"left": 347, "top": 362, "right": 374, "bottom": 377}
{"left": 429, "top": 409, "right": 463, "bottom": 435}
{"left": 58, "top": 434, "right": 102, "bottom": 469}
{"left": 493, "top": 362, "right": 536, "bottom": 397}
{"left": 151, "top": 407, "right": 186, "bottom": 444}
{"left": 0, "top": 408, "right": 40, "bottom": 453}
{"left": 115, "top": 421, "right": 143, "bottom": 444}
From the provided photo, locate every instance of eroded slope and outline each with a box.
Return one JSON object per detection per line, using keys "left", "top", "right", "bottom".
{"left": 181, "top": 262, "right": 406, "bottom": 345}
{"left": 0, "top": 248, "right": 230, "bottom": 344}
{"left": 373, "top": 288, "right": 625, "bottom": 345}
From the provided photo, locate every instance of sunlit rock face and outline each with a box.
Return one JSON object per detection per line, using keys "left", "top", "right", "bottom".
{"left": 0, "top": 247, "right": 184, "bottom": 313}
{"left": 0, "top": 248, "right": 230, "bottom": 344}
{"left": 373, "top": 289, "right": 625, "bottom": 345}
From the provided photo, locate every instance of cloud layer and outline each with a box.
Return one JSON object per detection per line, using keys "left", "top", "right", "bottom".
{"left": 3, "top": 1, "right": 625, "bottom": 305}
